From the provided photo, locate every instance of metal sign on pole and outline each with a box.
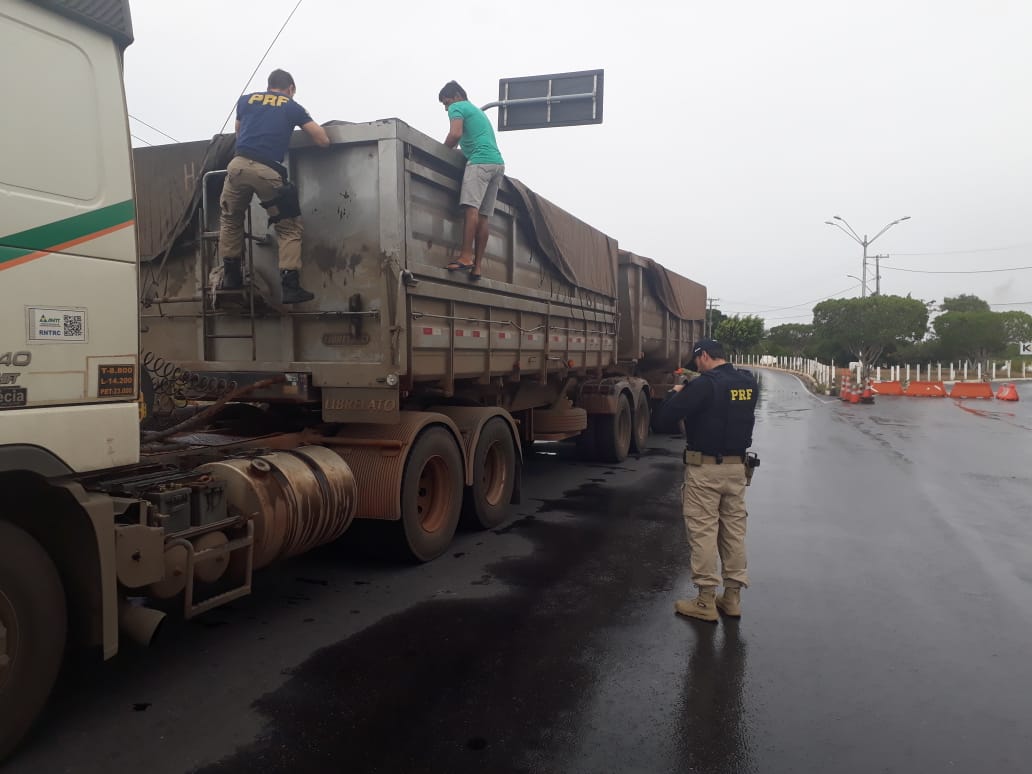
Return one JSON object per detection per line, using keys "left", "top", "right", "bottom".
{"left": 482, "top": 69, "right": 604, "bottom": 131}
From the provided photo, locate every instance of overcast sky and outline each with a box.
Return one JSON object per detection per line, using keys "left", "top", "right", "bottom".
{"left": 123, "top": 0, "right": 1031, "bottom": 328}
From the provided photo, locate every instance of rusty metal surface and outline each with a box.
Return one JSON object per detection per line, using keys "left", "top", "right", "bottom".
{"left": 139, "top": 120, "right": 624, "bottom": 397}
{"left": 197, "top": 446, "right": 357, "bottom": 570}
{"left": 618, "top": 251, "right": 704, "bottom": 373}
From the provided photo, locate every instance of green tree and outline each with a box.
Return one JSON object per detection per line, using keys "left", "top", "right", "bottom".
{"left": 714, "top": 315, "right": 765, "bottom": 357}
{"left": 764, "top": 323, "right": 813, "bottom": 356}
{"left": 997, "top": 310, "right": 1032, "bottom": 344}
{"left": 706, "top": 307, "right": 727, "bottom": 338}
{"left": 933, "top": 311, "right": 1007, "bottom": 361}
{"left": 940, "top": 294, "right": 990, "bottom": 313}
{"left": 811, "top": 295, "right": 929, "bottom": 367}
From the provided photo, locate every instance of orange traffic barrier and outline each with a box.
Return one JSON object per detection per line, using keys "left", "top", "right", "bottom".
{"left": 903, "top": 381, "right": 946, "bottom": 397}
{"left": 840, "top": 377, "right": 851, "bottom": 402}
{"left": 996, "top": 383, "right": 1019, "bottom": 401}
{"left": 871, "top": 381, "right": 903, "bottom": 395}
{"left": 949, "top": 382, "right": 994, "bottom": 399}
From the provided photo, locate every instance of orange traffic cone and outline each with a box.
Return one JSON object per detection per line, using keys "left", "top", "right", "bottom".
{"left": 849, "top": 386, "right": 860, "bottom": 404}
{"left": 996, "top": 383, "right": 1019, "bottom": 401}
{"left": 840, "top": 376, "right": 851, "bottom": 402}
{"left": 860, "top": 381, "right": 875, "bottom": 404}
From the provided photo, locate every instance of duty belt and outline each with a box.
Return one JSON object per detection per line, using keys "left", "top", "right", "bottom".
{"left": 683, "top": 450, "right": 745, "bottom": 465}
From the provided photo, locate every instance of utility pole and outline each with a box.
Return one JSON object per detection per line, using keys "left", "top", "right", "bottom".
{"left": 873, "top": 254, "right": 888, "bottom": 295}
{"left": 824, "top": 216, "right": 910, "bottom": 299}
{"left": 706, "top": 297, "right": 720, "bottom": 338}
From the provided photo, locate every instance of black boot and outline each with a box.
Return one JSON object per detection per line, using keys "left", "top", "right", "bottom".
{"left": 280, "top": 269, "right": 314, "bottom": 304}
{"left": 221, "top": 257, "right": 243, "bottom": 290}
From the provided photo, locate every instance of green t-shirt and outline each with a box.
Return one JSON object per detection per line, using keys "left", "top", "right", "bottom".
{"left": 447, "top": 100, "right": 504, "bottom": 165}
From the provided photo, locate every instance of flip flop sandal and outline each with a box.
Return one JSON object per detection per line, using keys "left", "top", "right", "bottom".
{"left": 446, "top": 261, "right": 474, "bottom": 272}
{"left": 469, "top": 271, "right": 482, "bottom": 281}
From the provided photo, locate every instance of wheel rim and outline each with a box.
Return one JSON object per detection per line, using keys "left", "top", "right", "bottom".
{"left": 480, "top": 440, "right": 508, "bottom": 507}
{"left": 636, "top": 400, "right": 650, "bottom": 443}
{"left": 617, "top": 405, "right": 632, "bottom": 452}
{"left": 416, "top": 454, "right": 451, "bottom": 533}
{"left": 0, "top": 589, "right": 17, "bottom": 693}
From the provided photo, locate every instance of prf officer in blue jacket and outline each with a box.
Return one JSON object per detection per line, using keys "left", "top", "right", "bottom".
{"left": 218, "top": 69, "right": 329, "bottom": 304}
{"left": 657, "top": 339, "right": 759, "bottom": 623}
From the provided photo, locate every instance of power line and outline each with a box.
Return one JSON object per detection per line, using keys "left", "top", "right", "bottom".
{"left": 883, "top": 264, "right": 1032, "bottom": 275}
{"left": 128, "top": 114, "right": 179, "bottom": 143}
{"left": 735, "top": 283, "right": 861, "bottom": 314}
{"left": 218, "top": 0, "right": 305, "bottom": 135}
{"left": 893, "top": 243, "right": 1032, "bottom": 256}
{"left": 130, "top": 133, "right": 153, "bottom": 146}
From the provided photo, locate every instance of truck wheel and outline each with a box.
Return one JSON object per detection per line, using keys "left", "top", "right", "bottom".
{"left": 462, "top": 418, "right": 517, "bottom": 529}
{"left": 398, "top": 427, "right": 463, "bottom": 562}
{"left": 630, "top": 391, "right": 651, "bottom": 454}
{"left": 595, "top": 393, "right": 633, "bottom": 463}
{"left": 0, "top": 521, "right": 67, "bottom": 762}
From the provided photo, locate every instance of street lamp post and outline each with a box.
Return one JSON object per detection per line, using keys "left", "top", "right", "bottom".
{"left": 846, "top": 274, "right": 872, "bottom": 296}
{"left": 824, "top": 216, "right": 911, "bottom": 298}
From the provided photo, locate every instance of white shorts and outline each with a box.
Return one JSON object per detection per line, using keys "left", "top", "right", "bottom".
{"left": 459, "top": 163, "right": 505, "bottom": 215}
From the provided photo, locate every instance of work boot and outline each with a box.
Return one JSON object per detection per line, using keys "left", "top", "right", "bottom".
{"left": 716, "top": 587, "right": 742, "bottom": 618}
{"left": 280, "top": 269, "right": 314, "bottom": 304}
{"left": 674, "top": 587, "right": 718, "bottom": 623}
{"left": 221, "top": 257, "right": 243, "bottom": 290}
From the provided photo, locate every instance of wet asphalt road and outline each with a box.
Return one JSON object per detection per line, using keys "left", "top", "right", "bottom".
{"left": 6, "top": 370, "right": 1032, "bottom": 774}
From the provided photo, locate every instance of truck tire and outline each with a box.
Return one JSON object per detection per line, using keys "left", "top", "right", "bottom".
{"left": 575, "top": 416, "right": 597, "bottom": 461}
{"left": 397, "top": 427, "right": 463, "bottom": 562}
{"left": 462, "top": 418, "right": 517, "bottom": 530}
{"left": 0, "top": 521, "right": 67, "bottom": 762}
{"left": 630, "top": 390, "right": 651, "bottom": 454}
{"left": 595, "top": 393, "right": 633, "bottom": 463}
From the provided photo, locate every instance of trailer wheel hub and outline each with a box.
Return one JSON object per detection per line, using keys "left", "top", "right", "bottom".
{"left": 0, "top": 590, "right": 15, "bottom": 685}
{"left": 417, "top": 454, "right": 450, "bottom": 533}
{"left": 481, "top": 440, "right": 508, "bottom": 507}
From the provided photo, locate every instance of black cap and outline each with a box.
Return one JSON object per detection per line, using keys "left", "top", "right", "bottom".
{"left": 688, "top": 338, "right": 726, "bottom": 370}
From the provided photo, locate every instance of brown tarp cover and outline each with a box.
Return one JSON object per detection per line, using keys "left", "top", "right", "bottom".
{"left": 640, "top": 254, "right": 706, "bottom": 321}
{"left": 506, "top": 178, "right": 618, "bottom": 299}
{"left": 134, "top": 134, "right": 236, "bottom": 262}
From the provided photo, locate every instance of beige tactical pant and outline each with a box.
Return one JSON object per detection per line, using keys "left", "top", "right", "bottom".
{"left": 682, "top": 462, "right": 749, "bottom": 589}
{"left": 218, "top": 156, "right": 302, "bottom": 270}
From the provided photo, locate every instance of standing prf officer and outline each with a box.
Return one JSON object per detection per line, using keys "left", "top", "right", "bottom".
{"left": 657, "top": 339, "right": 760, "bottom": 622}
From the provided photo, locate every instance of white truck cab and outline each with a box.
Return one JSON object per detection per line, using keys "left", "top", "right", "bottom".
{"left": 0, "top": 0, "right": 139, "bottom": 475}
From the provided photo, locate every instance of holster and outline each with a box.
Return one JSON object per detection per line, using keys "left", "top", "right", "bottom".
{"left": 744, "top": 452, "right": 760, "bottom": 486}
{"left": 260, "top": 181, "right": 301, "bottom": 223}
{"left": 683, "top": 449, "right": 702, "bottom": 466}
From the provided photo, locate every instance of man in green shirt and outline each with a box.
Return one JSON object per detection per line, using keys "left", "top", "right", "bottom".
{"left": 439, "top": 81, "right": 505, "bottom": 281}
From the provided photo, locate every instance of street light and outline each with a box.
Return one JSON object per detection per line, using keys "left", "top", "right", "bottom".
{"left": 825, "top": 215, "right": 911, "bottom": 298}
{"left": 846, "top": 274, "right": 873, "bottom": 296}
